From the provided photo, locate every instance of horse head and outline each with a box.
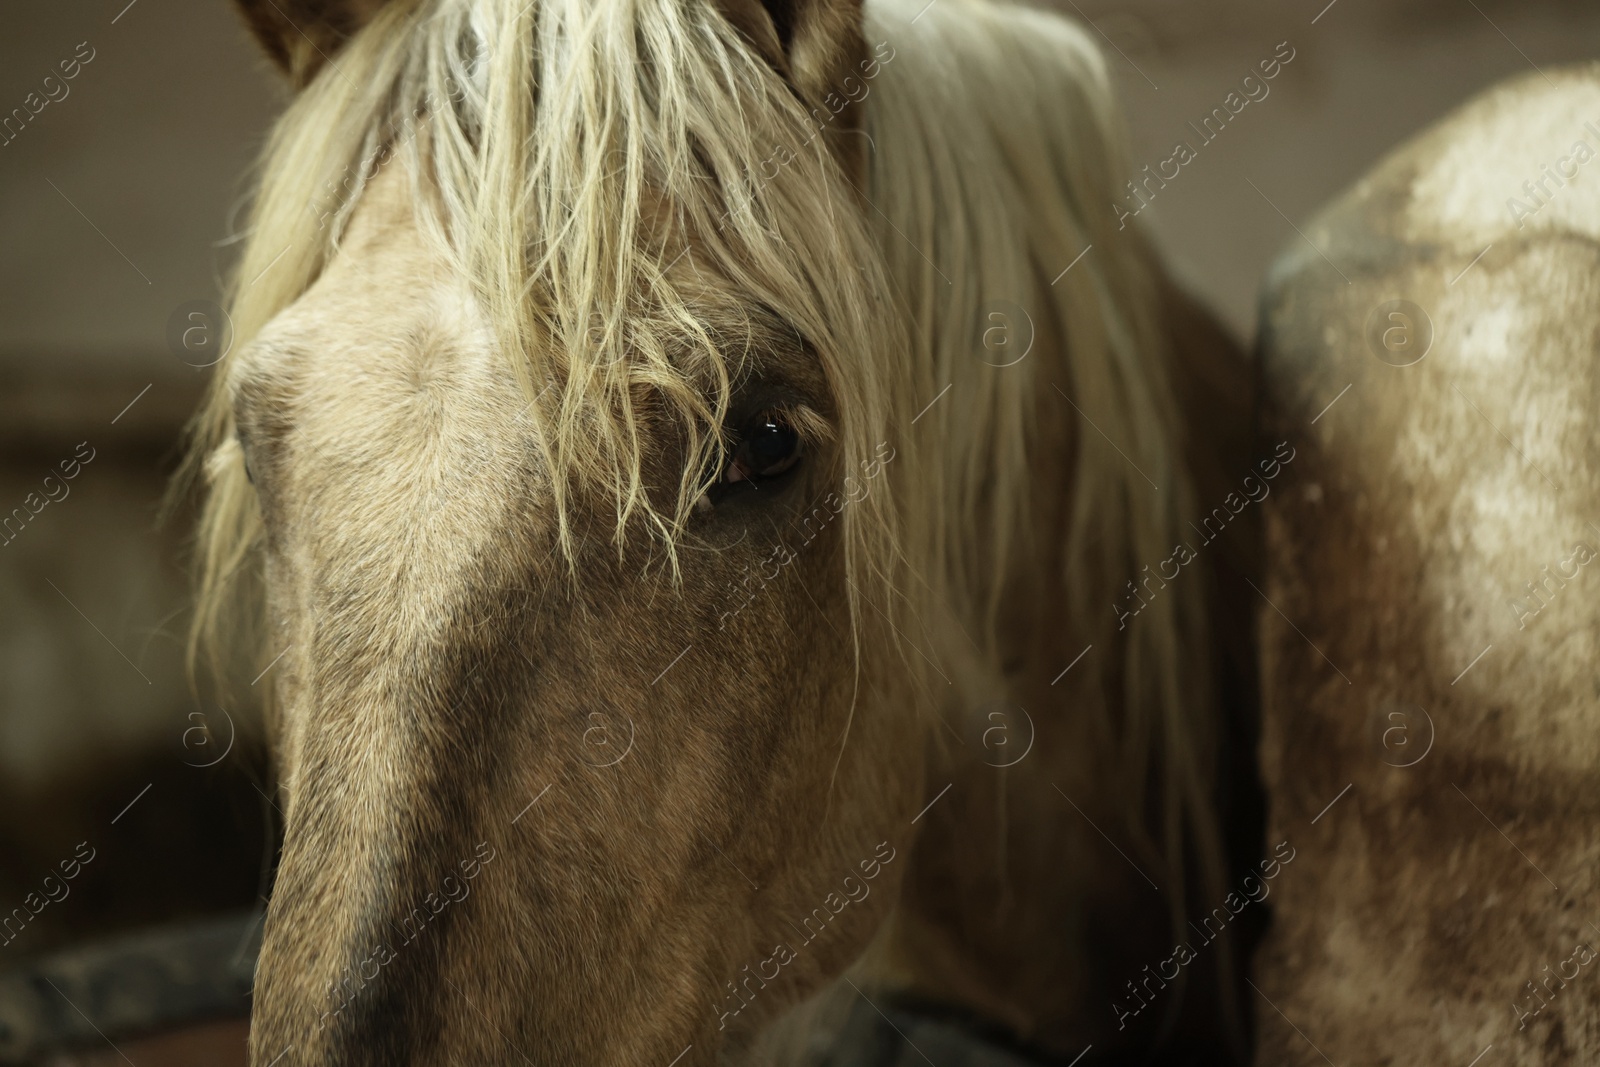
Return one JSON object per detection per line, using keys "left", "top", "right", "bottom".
{"left": 205, "top": 0, "right": 921, "bottom": 1061}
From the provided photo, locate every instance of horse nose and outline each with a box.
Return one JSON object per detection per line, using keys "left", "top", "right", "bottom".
{"left": 247, "top": 729, "right": 486, "bottom": 1064}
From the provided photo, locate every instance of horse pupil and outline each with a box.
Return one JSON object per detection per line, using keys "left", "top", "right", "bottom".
{"left": 748, "top": 419, "right": 796, "bottom": 474}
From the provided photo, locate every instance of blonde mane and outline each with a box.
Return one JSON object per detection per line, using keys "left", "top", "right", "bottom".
{"left": 186, "top": 0, "right": 909, "bottom": 677}
{"left": 865, "top": 0, "right": 1222, "bottom": 947}
{"left": 186, "top": 0, "right": 1222, "bottom": 1030}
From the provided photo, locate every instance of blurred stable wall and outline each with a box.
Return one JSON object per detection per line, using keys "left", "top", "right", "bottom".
{"left": 0, "top": 0, "right": 1597, "bottom": 951}
{"left": 0, "top": 1, "right": 278, "bottom": 960}
{"left": 1082, "top": 0, "right": 1600, "bottom": 337}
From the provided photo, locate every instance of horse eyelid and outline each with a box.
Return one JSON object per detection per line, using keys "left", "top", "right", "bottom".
{"left": 769, "top": 402, "right": 833, "bottom": 447}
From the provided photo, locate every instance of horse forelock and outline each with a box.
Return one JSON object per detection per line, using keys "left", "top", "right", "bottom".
{"left": 188, "top": 0, "right": 911, "bottom": 684}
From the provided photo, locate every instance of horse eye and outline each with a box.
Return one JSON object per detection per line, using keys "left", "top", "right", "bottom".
{"left": 725, "top": 412, "right": 801, "bottom": 484}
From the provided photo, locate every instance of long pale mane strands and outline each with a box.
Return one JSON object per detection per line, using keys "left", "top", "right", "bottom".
{"left": 865, "top": 0, "right": 1226, "bottom": 1012}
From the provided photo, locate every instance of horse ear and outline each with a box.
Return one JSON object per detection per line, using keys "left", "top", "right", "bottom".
{"left": 232, "top": 0, "right": 390, "bottom": 88}
{"left": 717, "top": 0, "right": 871, "bottom": 179}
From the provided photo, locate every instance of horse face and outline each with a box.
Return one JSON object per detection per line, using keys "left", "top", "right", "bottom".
{"left": 232, "top": 166, "right": 918, "bottom": 1064}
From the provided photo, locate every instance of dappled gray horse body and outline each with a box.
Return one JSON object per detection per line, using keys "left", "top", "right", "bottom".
{"left": 1257, "top": 64, "right": 1600, "bottom": 1064}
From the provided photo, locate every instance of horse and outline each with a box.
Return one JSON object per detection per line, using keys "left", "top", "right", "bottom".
{"left": 187, "top": 0, "right": 1260, "bottom": 1061}
{"left": 1255, "top": 65, "right": 1600, "bottom": 1066}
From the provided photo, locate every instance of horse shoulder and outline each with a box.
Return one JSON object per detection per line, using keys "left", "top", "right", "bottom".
{"left": 1257, "top": 64, "right": 1600, "bottom": 1064}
